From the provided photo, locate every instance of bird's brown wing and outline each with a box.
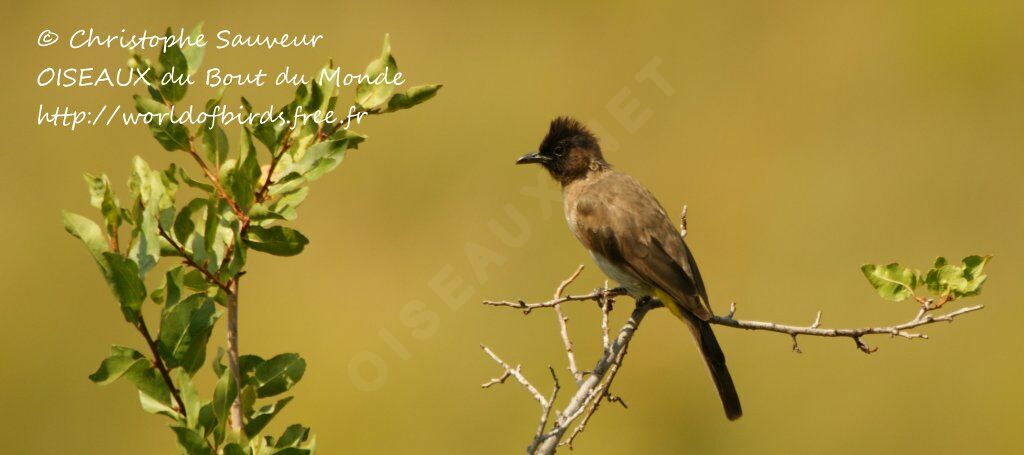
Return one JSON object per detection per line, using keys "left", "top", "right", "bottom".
{"left": 572, "top": 172, "right": 711, "bottom": 320}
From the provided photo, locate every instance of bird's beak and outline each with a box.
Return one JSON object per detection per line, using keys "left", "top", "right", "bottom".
{"left": 516, "top": 152, "right": 550, "bottom": 165}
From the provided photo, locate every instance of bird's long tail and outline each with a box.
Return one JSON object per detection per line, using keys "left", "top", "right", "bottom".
{"left": 680, "top": 310, "right": 743, "bottom": 420}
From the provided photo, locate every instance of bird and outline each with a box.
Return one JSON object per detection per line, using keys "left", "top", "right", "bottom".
{"left": 516, "top": 117, "right": 742, "bottom": 420}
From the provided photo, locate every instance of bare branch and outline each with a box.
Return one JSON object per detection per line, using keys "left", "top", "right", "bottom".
{"left": 490, "top": 285, "right": 982, "bottom": 354}
{"left": 709, "top": 302, "right": 984, "bottom": 353}
{"left": 482, "top": 264, "right": 984, "bottom": 452}
{"left": 483, "top": 206, "right": 985, "bottom": 452}
{"left": 534, "top": 301, "right": 655, "bottom": 454}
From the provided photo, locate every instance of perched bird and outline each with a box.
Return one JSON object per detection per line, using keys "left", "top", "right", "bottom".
{"left": 516, "top": 117, "right": 741, "bottom": 420}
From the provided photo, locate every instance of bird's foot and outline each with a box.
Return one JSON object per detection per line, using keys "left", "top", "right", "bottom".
{"left": 594, "top": 287, "right": 625, "bottom": 312}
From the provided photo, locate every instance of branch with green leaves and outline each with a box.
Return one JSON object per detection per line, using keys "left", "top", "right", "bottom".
{"left": 481, "top": 207, "right": 990, "bottom": 454}
{"left": 64, "top": 24, "right": 439, "bottom": 455}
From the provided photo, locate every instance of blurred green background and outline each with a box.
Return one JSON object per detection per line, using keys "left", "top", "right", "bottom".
{"left": 2, "top": 0, "right": 1022, "bottom": 453}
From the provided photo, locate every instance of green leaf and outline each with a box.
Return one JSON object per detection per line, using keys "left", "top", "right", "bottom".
{"left": 203, "top": 197, "right": 223, "bottom": 260}
{"left": 140, "top": 390, "right": 179, "bottom": 418}
{"left": 175, "top": 369, "right": 202, "bottom": 429}
{"left": 158, "top": 294, "right": 220, "bottom": 374}
{"left": 178, "top": 167, "right": 214, "bottom": 192}
{"left": 211, "top": 347, "right": 227, "bottom": 377}
{"left": 84, "top": 173, "right": 122, "bottom": 239}
{"left": 297, "top": 139, "right": 348, "bottom": 182}
{"left": 254, "top": 353, "right": 306, "bottom": 398}
{"left": 102, "top": 253, "right": 147, "bottom": 322}
{"left": 222, "top": 443, "right": 247, "bottom": 455}
{"left": 275, "top": 424, "right": 310, "bottom": 448}
{"left": 171, "top": 426, "right": 213, "bottom": 455}
{"left": 134, "top": 95, "right": 190, "bottom": 151}
{"left": 152, "top": 265, "right": 186, "bottom": 305}
{"left": 227, "top": 128, "right": 261, "bottom": 213}
{"left": 244, "top": 396, "right": 294, "bottom": 439}
{"left": 958, "top": 255, "right": 991, "bottom": 296}
{"left": 860, "top": 263, "right": 919, "bottom": 302}
{"left": 222, "top": 229, "right": 248, "bottom": 278}
{"left": 355, "top": 34, "right": 399, "bottom": 110}
{"left": 197, "top": 402, "right": 217, "bottom": 437}
{"left": 128, "top": 157, "right": 165, "bottom": 276}
{"left": 212, "top": 368, "right": 238, "bottom": 445}
{"left": 239, "top": 384, "right": 258, "bottom": 420}
{"left": 253, "top": 114, "right": 287, "bottom": 151}
{"left": 383, "top": 84, "right": 442, "bottom": 113}
{"left": 202, "top": 122, "right": 229, "bottom": 168}
{"left": 63, "top": 211, "right": 111, "bottom": 278}
{"left": 315, "top": 62, "right": 339, "bottom": 113}
{"left": 268, "top": 187, "right": 309, "bottom": 222}
{"left": 89, "top": 346, "right": 174, "bottom": 415}
{"left": 925, "top": 255, "right": 992, "bottom": 298}
{"left": 89, "top": 346, "right": 148, "bottom": 384}
{"left": 183, "top": 269, "right": 211, "bottom": 291}
{"left": 244, "top": 226, "right": 309, "bottom": 256}
{"left": 269, "top": 139, "right": 348, "bottom": 196}
{"left": 158, "top": 28, "right": 189, "bottom": 103}
{"left": 174, "top": 198, "right": 208, "bottom": 245}
{"left": 237, "top": 355, "right": 266, "bottom": 383}
{"left": 181, "top": 23, "right": 206, "bottom": 75}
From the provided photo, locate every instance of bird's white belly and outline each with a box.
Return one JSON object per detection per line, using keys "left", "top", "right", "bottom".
{"left": 591, "top": 253, "right": 652, "bottom": 297}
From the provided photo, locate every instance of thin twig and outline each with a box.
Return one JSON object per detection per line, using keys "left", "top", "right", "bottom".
{"left": 554, "top": 265, "right": 585, "bottom": 384}
{"left": 528, "top": 367, "right": 561, "bottom": 454}
{"left": 483, "top": 289, "right": 614, "bottom": 313}
{"left": 481, "top": 345, "right": 550, "bottom": 408}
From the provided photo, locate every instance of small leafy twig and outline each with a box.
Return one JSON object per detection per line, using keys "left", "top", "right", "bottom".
{"left": 709, "top": 301, "right": 983, "bottom": 354}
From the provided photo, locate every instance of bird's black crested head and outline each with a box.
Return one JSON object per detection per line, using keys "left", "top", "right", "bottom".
{"left": 539, "top": 117, "right": 600, "bottom": 156}
{"left": 516, "top": 117, "right": 609, "bottom": 184}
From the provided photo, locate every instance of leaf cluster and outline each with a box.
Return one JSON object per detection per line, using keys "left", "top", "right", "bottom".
{"left": 861, "top": 255, "right": 991, "bottom": 303}
{"left": 64, "top": 24, "right": 439, "bottom": 454}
